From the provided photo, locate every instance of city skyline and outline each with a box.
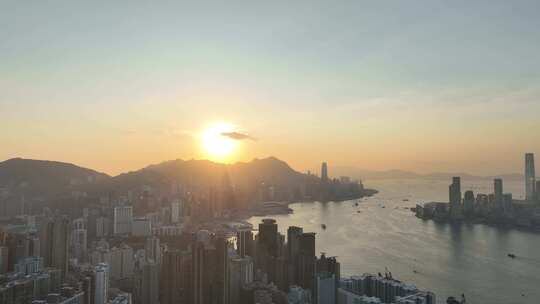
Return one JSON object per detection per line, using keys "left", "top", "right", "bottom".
{"left": 3, "top": 1, "right": 540, "bottom": 304}
{"left": 2, "top": 1, "right": 540, "bottom": 175}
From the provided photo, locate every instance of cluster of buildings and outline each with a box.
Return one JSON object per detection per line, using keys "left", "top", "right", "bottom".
{"left": 339, "top": 273, "right": 435, "bottom": 304}
{"left": 0, "top": 212, "right": 435, "bottom": 304}
{"left": 0, "top": 161, "right": 401, "bottom": 304}
{"left": 416, "top": 153, "right": 540, "bottom": 228}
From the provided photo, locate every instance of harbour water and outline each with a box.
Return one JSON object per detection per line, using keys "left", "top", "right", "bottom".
{"left": 248, "top": 178, "right": 540, "bottom": 304}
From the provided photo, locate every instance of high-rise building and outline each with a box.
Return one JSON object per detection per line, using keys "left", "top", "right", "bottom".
{"left": 287, "top": 226, "right": 304, "bottom": 287}
{"left": 237, "top": 228, "right": 254, "bottom": 258}
{"left": 171, "top": 200, "right": 181, "bottom": 223}
{"left": 257, "top": 219, "right": 279, "bottom": 283}
{"left": 141, "top": 261, "right": 160, "bottom": 304}
{"left": 109, "top": 245, "right": 134, "bottom": 280}
{"left": 215, "top": 233, "right": 230, "bottom": 304}
{"left": 494, "top": 178, "right": 504, "bottom": 209}
{"left": 297, "top": 232, "right": 316, "bottom": 293}
{"left": 258, "top": 219, "right": 278, "bottom": 257}
{"left": 145, "top": 236, "right": 161, "bottom": 264}
{"left": 0, "top": 246, "right": 8, "bottom": 274}
{"left": 228, "top": 256, "right": 254, "bottom": 304}
{"left": 321, "top": 162, "right": 328, "bottom": 183}
{"left": 317, "top": 253, "right": 340, "bottom": 304}
{"left": 463, "top": 190, "right": 475, "bottom": 215}
{"left": 70, "top": 228, "right": 87, "bottom": 263}
{"left": 537, "top": 180, "right": 540, "bottom": 201}
{"left": 449, "top": 177, "right": 462, "bottom": 218}
{"left": 161, "top": 249, "right": 192, "bottom": 304}
{"left": 113, "top": 206, "right": 133, "bottom": 235}
{"left": 93, "top": 263, "right": 109, "bottom": 304}
{"left": 46, "top": 216, "right": 69, "bottom": 278}
{"left": 525, "top": 153, "right": 536, "bottom": 201}
{"left": 192, "top": 231, "right": 213, "bottom": 304}
{"left": 315, "top": 272, "right": 335, "bottom": 304}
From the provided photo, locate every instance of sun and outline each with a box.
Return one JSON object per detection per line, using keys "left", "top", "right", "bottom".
{"left": 200, "top": 122, "right": 237, "bottom": 161}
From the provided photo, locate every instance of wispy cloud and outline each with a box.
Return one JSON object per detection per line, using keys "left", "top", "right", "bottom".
{"left": 221, "top": 131, "right": 257, "bottom": 141}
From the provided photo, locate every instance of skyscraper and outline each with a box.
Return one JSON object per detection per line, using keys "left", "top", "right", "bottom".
{"left": 449, "top": 177, "right": 462, "bottom": 218}
{"left": 46, "top": 216, "right": 69, "bottom": 278}
{"left": 463, "top": 190, "right": 475, "bottom": 215}
{"left": 258, "top": 219, "right": 278, "bottom": 259}
{"left": 145, "top": 236, "right": 161, "bottom": 264}
{"left": 321, "top": 162, "right": 328, "bottom": 183}
{"left": 93, "top": 263, "right": 109, "bottom": 304}
{"left": 287, "top": 226, "right": 303, "bottom": 286}
{"left": 297, "top": 232, "right": 316, "bottom": 293}
{"left": 237, "top": 228, "right": 253, "bottom": 258}
{"left": 494, "top": 178, "right": 503, "bottom": 209}
{"left": 525, "top": 153, "right": 536, "bottom": 200}
{"left": 257, "top": 219, "right": 279, "bottom": 283}
{"left": 141, "top": 261, "right": 160, "bottom": 304}
{"left": 161, "top": 249, "right": 192, "bottom": 304}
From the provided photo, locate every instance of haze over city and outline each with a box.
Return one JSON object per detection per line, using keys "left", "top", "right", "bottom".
{"left": 2, "top": 0, "right": 540, "bottom": 175}
{"left": 3, "top": 2, "right": 540, "bottom": 304}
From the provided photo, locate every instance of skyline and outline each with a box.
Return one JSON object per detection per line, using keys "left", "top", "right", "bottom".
{"left": 2, "top": 0, "right": 540, "bottom": 175}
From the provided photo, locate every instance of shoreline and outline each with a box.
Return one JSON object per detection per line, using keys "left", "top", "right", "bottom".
{"left": 232, "top": 188, "right": 378, "bottom": 221}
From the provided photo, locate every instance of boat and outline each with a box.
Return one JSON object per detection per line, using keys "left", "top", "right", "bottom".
{"left": 508, "top": 253, "right": 516, "bottom": 258}
{"left": 321, "top": 224, "right": 327, "bottom": 229}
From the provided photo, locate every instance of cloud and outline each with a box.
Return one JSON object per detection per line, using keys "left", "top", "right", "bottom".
{"left": 221, "top": 131, "right": 257, "bottom": 141}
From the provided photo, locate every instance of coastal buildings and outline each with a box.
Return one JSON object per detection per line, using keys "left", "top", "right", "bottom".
{"left": 340, "top": 274, "right": 436, "bottom": 304}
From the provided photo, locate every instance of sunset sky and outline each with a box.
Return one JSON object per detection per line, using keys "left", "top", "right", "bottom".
{"left": 1, "top": 1, "right": 540, "bottom": 175}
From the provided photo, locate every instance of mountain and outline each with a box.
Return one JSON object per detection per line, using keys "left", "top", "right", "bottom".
{"left": 0, "top": 158, "right": 110, "bottom": 198}
{"left": 331, "top": 166, "right": 523, "bottom": 181}
{"left": 0, "top": 156, "right": 316, "bottom": 200}
{"left": 96, "top": 156, "right": 314, "bottom": 195}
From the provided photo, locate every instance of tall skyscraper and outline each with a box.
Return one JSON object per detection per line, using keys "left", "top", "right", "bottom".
{"left": 525, "top": 153, "right": 536, "bottom": 200}
{"left": 161, "top": 249, "right": 192, "bottom": 304}
{"left": 321, "top": 162, "right": 328, "bottom": 183}
{"left": 93, "top": 263, "right": 109, "bottom": 304}
{"left": 315, "top": 272, "right": 336, "bottom": 304}
{"left": 70, "top": 228, "right": 87, "bottom": 263}
{"left": 449, "top": 177, "right": 462, "bottom": 218}
{"left": 193, "top": 230, "right": 225, "bottom": 304}
{"left": 145, "top": 236, "right": 161, "bottom": 264}
{"left": 297, "top": 232, "right": 316, "bottom": 293}
{"left": 141, "top": 261, "right": 160, "bottom": 304}
{"left": 287, "top": 226, "right": 303, "bottom": 286}
{"left": 494, "top": 178, "right": 503, "bottom": 208}
{"left": 257, "top": 219, "right": 279, "bottom": 283}
{"left": 237, "top": 228, "right": 253, "bottom": 258}
{"left": 258, "top": 219, "right": 278, "bottom": 258}
{"left": 228, "top": 256, "right": 254, "bottom": 304}
{"left": 46, "top": 216, "right": 69, "bottom": 278}
{"left": 463, "top": 190, "right": 475, "bottom": 215}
